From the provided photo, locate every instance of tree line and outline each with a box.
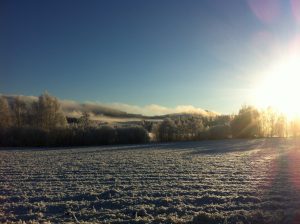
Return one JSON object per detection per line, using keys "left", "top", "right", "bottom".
{"left": 0, "top": 93, "right": 149, "bottom": 147}
{"left": 1, "top": 93, "right": 300, "bottom": 147}
{"left": 153, "top": 105, "right": 300, "bottom": 142}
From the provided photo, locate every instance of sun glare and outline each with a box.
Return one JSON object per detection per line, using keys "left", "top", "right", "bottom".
{"left": 254, "top": 55, "right": 300, "bottom": 119}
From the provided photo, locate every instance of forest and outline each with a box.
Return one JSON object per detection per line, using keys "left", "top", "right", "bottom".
{"left": 0, "top": 93, "right": 300, "bottom": 147}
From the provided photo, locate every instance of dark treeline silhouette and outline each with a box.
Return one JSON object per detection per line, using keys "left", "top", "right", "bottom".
{"left": 0, "top": 126, "right": 149, "bottom": 147}
{"left": 1, "top": 93, "right": 300, "bottom": 146}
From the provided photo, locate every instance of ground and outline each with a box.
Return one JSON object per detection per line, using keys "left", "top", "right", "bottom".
{"left": 1, "top": 138, "right": 300, "bottom": 223}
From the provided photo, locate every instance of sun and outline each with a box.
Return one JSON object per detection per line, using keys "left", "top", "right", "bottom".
{"left": 254, "top": 55, "right": 300, "bottom": 119}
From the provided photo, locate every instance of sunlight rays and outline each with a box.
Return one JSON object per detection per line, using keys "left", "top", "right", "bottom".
{"left": 254, "top": 54, "right": 300, "bottom": 119}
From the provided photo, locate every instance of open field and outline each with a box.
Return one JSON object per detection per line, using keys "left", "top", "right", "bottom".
{"left": 1, "top": 139, "right": 300, "bottom": 223}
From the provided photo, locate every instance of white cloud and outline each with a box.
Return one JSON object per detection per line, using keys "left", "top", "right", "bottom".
{"left": 1, "top": 94, "right": 218, "bottom": 117}
{"left": 77, "top": 102, "right": 218, "bottom": 116}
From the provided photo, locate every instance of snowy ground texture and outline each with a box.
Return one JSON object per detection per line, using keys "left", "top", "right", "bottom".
{"left": 1, "top": 138, "right": 300, "bottom": 223}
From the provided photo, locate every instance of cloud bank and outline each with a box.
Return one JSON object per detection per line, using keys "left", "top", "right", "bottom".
{"left": 1, "top": 94, "right": 218, "bottom": 117}
{"left": 60, "top": 100, "right": 218, "bottom": 117}
{"left": 102, "top": 103, "right": 217, "bottom": 116}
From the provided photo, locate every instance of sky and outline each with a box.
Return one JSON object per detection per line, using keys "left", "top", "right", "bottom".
{"left": 1, "top": 0, "right": 300, "bottom": 115}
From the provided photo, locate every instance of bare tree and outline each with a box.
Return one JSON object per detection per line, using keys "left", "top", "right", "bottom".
{"left": 11, "top": 96, "right": 27, "bottom": 127}
{"left": 78, "top": 112, "right": 91, "bottom": 129}
{"left": 274, "top": 114, "right": 286, "bottom": 137}
{"left": 33, "top": 93, "right": 67, "bottom": 129}
{"left": 231, "top": 105, "right": 261, "bottom": 138}
{"left": 0, "top": 96, "right": 12, "bottom": 128}
{"left": 154, "top": 119, "right": 177, "bottom": 142}
{"left": 290, "top": 118, "right": 300, "bottom": 137}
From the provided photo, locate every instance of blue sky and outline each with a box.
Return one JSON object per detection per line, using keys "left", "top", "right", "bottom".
{"left": 1, "top": 0, "right": 299, "bottom": 114}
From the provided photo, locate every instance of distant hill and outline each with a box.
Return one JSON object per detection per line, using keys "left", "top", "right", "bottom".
{"left": 1, "top": 94, "right": 218, "bottom": 123}
{"left": 152, "top": 111, "right": 218, "bottom": 120}
{"left": 60, "top": 100, "right": 147, "bottom": 119}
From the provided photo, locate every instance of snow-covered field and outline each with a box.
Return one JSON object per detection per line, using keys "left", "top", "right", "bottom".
{"left": 1, "top": 139, "right": 300, "bottom": 223}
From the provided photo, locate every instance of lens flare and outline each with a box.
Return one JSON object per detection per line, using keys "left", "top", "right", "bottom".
{"left": 248, "top": 0, "right": 280, "bottom": 23}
